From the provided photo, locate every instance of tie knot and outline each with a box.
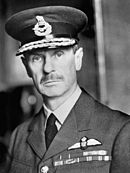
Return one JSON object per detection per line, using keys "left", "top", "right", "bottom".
{"left": 47, "top": 113, "right": 57, "bottom": 126}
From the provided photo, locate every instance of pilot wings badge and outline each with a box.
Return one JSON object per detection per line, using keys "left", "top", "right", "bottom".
{"left": 68, "top": 136, "right": 102, "bottom": 150}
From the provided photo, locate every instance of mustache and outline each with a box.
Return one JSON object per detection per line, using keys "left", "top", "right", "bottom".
{"left": 40, "top": 73, "right": 64, "bottom": 84}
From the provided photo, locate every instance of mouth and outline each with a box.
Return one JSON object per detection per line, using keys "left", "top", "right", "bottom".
{"left": 42, "top": 80, "right": 61, "bottom": 86}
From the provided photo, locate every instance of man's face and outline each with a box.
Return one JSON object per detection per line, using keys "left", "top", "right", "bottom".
{"left": 22, "top": 46, "right": 83, "bottom": 99}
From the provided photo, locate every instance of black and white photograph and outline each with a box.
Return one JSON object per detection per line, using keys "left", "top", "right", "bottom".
{"left": 0, "top": 0, "right": 130, "bottom": 172}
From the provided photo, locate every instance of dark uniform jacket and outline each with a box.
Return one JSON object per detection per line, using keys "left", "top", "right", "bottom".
{"left": 7, "top": 89, "right": 130, "bottom": 173}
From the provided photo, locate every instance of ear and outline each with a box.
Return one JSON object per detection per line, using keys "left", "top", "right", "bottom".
{"left": 75, "top": 47, "right": 83, "bottom": 71}
{"left": 21, "top": 56, "right": 32, "bottom": 78}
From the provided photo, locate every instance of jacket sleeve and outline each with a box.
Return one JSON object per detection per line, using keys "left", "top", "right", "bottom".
{"left": 110, "top": 120, "right": 130, "bottom": 173}
{"left": 6, "top": 128, "right": 18, "bottom": 173}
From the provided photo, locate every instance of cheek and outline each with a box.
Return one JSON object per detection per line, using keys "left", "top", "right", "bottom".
{"left": 66, "top": 58, "right": 76, "bottom": 73}
{"left": 29, "top": 65, "right": 43, "bottom": 81}
{"left": 60, "top": 60, "right": 76, "bottom": 80}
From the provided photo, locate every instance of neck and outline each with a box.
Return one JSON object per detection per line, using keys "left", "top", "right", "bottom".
{"left": 43, "top": 84, "right": 78, "bottom": 111}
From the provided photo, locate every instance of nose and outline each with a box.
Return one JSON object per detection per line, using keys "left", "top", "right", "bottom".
{"left": 43, "top": 55, "right": 53, "bottom": 74}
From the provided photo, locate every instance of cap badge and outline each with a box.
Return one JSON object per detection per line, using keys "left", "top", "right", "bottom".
{"left": 33, "top": 16, "right": 52, "bottom": 36}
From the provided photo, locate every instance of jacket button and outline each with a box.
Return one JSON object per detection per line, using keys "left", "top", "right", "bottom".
{"left": 40, "top": 166, "right": 49, "bottom": 173}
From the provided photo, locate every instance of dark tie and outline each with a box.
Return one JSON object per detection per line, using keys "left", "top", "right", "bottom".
{"left": 45, "top": 113, "right": 58, "bottom": 149}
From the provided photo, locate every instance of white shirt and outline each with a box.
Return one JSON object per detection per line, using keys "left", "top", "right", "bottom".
{"left": 43, "top": 85, "right": 82, "bottom": 130}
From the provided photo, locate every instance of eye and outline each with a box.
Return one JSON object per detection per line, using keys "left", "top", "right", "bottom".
{"left": 31, "top": 55, "right": 42, "bottom": 62}
{"left": 55, "top": 51, "right": 64, "bottom": 58}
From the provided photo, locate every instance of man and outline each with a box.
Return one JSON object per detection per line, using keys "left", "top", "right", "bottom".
{"left": 5, "top": 6, "right": 130, "bottom": 173}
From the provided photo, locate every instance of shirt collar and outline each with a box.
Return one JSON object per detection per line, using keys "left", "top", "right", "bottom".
{"left": 43, "top": 85, "right": 81, "bottom": 125}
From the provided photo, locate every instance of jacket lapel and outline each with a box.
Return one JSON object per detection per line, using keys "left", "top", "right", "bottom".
{"left": 43, "top": 108, "right": 78, "bottom": 161}
{"left": 43, "top": 89, "right": 94, "bottom": 161}
{"left": 27, "top": 108, "right": 46, "bottom": 159}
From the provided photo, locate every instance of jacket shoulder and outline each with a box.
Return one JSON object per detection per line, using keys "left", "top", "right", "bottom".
{"left": 79, "top": 88, "right": 130, "bottom": 131}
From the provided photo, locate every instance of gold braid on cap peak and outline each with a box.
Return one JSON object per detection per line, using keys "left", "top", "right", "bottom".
{"left": 16, "top": 37, "right": 77, "bottom": 55}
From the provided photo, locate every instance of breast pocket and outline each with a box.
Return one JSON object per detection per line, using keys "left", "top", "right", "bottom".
{"left": 55, "top": 159, "right": 111, "bottom": 173}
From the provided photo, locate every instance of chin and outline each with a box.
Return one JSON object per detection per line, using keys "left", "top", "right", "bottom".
{"left": 39, "top": 85, "right": 66, "bottom": 98}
